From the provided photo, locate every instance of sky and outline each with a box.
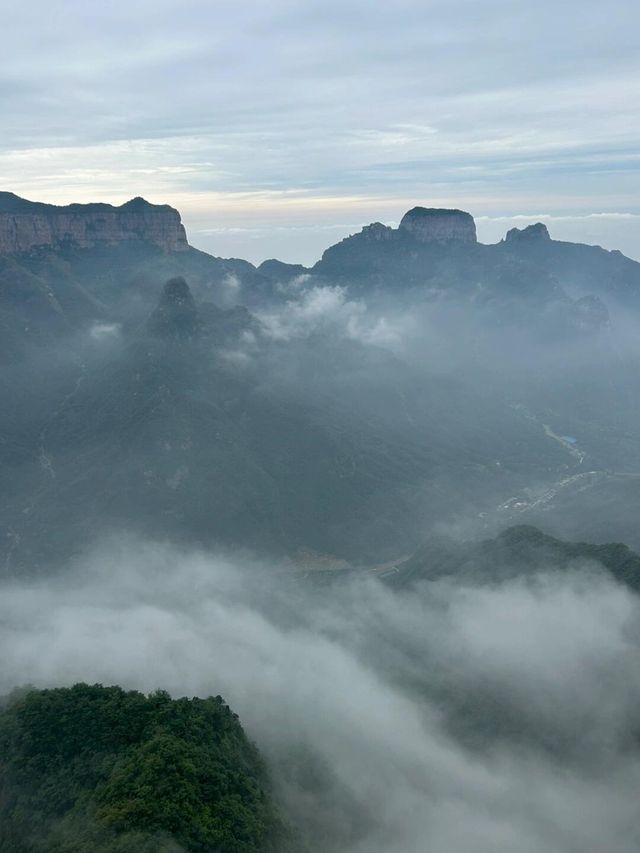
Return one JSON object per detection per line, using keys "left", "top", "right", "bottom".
{"left": 2, "top": 0, "right": 640, "bottom": 264}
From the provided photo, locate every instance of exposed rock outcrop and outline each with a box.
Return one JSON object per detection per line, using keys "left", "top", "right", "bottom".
{"left": 360, "top": 222, "right": 397, "bottom": 242}
{"left": 147, "top": 276, "right": 199, "bottom": 338}
{"left": 399, "top": 207, "right": 477, "bottom": 244}
{"left": 0, "top": 193, "right": 188, "bottom": 254}
{"left": 505, "top": 222, "right": 551, "bottom": 243}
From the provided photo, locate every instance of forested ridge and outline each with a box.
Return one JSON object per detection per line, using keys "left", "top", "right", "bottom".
{"left": 0, "top": 684, "right": 291, "bottom": 852}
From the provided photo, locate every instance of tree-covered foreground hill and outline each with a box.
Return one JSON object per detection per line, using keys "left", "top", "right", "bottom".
{"left": 0, "top": 684, "right": 291, "bottom": 852}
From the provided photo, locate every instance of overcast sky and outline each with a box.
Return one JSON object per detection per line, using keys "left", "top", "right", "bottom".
{"left": 3, "top": 0, "right": 640, "bottom": 263}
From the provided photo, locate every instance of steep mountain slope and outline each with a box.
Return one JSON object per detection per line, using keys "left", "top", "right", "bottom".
{"left": 501, "top": 221, "right": 640, "bottom": 304}
{"left": 1, "top": 274, "right": 584, "bottom": 572}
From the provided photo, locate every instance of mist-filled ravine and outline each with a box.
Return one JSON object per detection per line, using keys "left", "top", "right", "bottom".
{"left": 2, "top": 193, "right": 640, "bottom": 851}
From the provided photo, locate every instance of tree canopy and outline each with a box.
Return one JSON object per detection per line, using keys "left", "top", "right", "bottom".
{"left": 0, "top": 683, "right": 287, "bottom": 852}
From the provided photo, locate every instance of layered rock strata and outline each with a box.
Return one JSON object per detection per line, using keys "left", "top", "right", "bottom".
{"left": 0, "top": 193, "right": 188, "bottom": 253}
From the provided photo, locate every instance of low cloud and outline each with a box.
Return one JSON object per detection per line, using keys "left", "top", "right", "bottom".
{"left": 3, "top": 540, "right": 640, "bottom": 852}
{"left": 256, "top": 284, "right": 405, "bottom": 349}
{"left": 89, "top": 322, "right": 122, "bottom": 341}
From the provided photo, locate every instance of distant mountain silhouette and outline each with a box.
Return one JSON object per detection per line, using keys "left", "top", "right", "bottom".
{"left": 390, "top": 525, "right": 640, "bottom": 591}
{"left": 2, "top": 196, "right": 638, "bottom": 361}
{"left": 309, "top": 207, "right": 636, "bottom": 331}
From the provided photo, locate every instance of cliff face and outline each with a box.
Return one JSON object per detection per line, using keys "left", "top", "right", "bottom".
{"left": 399, "top": 207, "right": 477, "bottom": 244}
{"left": 0, "top": 194, "right": 188, "bottom": 254}
{"left": 314, "top": 207, "right": 478, "bottom": 277}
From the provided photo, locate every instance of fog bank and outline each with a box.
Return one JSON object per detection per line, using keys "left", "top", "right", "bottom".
{"left": 3, "top": 540, "right": 640, "bottom": 852}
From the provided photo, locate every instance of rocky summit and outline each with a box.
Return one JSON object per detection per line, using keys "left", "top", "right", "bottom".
{"left": 147, "top": 276, "right": 200, "bottom": 338}
{"left": 505, "top": 222, "right": 551, "bottom": 243}
{"left": 399, "top": 206, "right": 477, "bottom": 243}
{"left": 0, "top": 192, "right": 188, "bottom": 254}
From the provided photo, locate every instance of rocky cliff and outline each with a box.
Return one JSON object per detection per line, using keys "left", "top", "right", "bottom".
{"left": 505, "top": 222, "right": 551, "bottom": 243}
{"left": 399, "top": 207, "right": 477, "bottom": 243}
{"left": 313, "top": 206, "right": 478, "bottom": 278}
{"left": 0, "top": 193, "right": 188, "bottom": 254}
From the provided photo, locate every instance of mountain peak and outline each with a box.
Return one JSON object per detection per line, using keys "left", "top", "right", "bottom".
{"left": 147, "top": 277, "right": 199, "bottom": 338}
{"left": 399, "top": 207, "right": 477, "bottom": 243}
{"left": 505, "top": 222, "right": 551, "bottom": 243}
{"left": 120, "top": 196, "right": 154, "bottom": 210}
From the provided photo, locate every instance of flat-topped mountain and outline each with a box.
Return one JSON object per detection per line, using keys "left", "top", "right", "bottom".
{"left": 307, "top": 205, "right": 640, "bottom": 317}
{"left": 0, "top": 193, "right": 269, "bottom": 359}
{"left": 399, "top": 206, "right": 477, "bottom": 243}
{"left": 0, "top": 192, "right": 188, "bottom": 254}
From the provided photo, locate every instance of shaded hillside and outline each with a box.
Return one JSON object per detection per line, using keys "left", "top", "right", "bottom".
{"left": 390, "top": 525, "right": 640, "bottom": 590}
{"left": 501, "top": 222, "right": 640, "bottom": 303}
{"left": 306, "top": 207, "right": 640, "bottom": 338}
{"left": 312, "top": 206, "right": 640, "bottom": 305}
{"left": 0, "top": 684, "right": 288, "bottom": 852}
{"left": 1, "top": 271, "right": 584, "bottom": 571}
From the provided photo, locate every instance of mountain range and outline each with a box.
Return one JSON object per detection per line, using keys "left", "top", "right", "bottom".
{"left": 2, "top": 193, "right": 640, "bottom": 572}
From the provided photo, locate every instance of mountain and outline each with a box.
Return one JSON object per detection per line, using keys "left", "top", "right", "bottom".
{"left": 0, "top": 192, "right": 188, "bottom": 254}
{"left": 2, "top": 276, "right": 572, "bottom": 570}
{"left": 0, "top": 194, "right": 268, "bottom": 361}
{"left": 501, "top": 219, "right": 640, "bottom": 304}
{"left": 0, "top": 683, "right": 288, "bottom": 852}
{"left": 3, "top": 195, "right": 637, "bottom": 362}
{"left": 2, "top": 194, "right": 640, "bottom": 570}
{"left": 311, "top": 205, "right": 640, "bottom": 302}
{"left": 388, "top": 524, "right": 640, "bottom": 591}
{"left": 305, "top": 206, "right": 640, "bottom": 337}
{"left": 398, "top": 206, "right": 477, "bottom": 243}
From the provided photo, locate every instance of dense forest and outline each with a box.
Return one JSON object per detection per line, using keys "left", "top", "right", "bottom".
{"left": 0, "top": 684, "right": 291, "bottom": 852}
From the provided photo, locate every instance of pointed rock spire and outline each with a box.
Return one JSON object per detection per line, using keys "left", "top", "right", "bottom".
{"left": 147, "top": 277, "right": 199, "bottom": 339}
